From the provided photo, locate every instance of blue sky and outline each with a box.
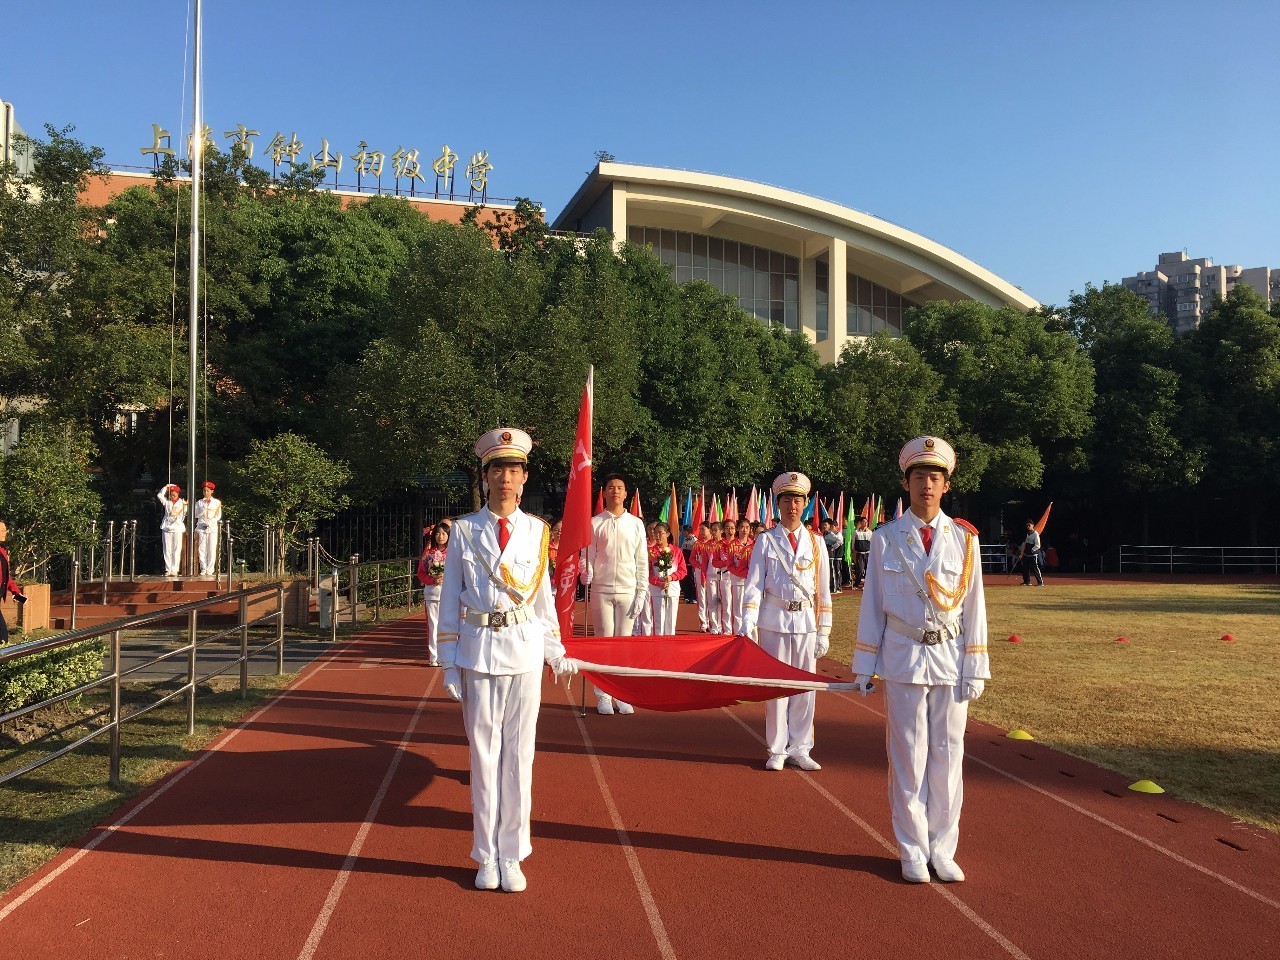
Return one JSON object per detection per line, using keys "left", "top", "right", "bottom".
{"left": 5, "top": 0, "right": 1278, "bottom": 307}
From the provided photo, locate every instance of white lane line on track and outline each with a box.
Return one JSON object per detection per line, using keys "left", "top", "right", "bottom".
{"left": 296, "top": 670, "right": 438, "bottom": 960}
{"left": 830, "top": 690, "right": 1280, "bottom": 912}
{"left": 0, "top": 634, "right": 369, "bottom": 925}
{"left": 562, "top": 683, "right": 678, "bottom": 960}
{"left": 720, "top": 708, "right": 1031, "bottom": 960}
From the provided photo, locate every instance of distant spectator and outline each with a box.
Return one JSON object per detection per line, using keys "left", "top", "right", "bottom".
{"left": 1021, "top": 520, "right": 1044, "bottom": 587}
{"left": 0, "top": 519, "right": 28, "bottom": 644}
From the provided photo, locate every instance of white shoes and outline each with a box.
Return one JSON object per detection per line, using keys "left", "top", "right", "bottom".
{"left": 786, "top": 754, "right": 821, "bottom": 771}
{"left": 931, "top": 857, "right": 965, "bottom": 882}
{"left": 615, "top": 701, "right": 634, "bottom": 715}
{"left": 902, "top": 860, "right": 931, "bottom": 883}
{"left": 475, "top": 860, "right": 500, "bottom": 890}
{"left": 596, "top": 696, "right": 615, "bottom": 716}
{"left": 500, "top": 859, "right": 527, "bottom": 892}
{"left": 765, "top": 754, "right": 787, "bottom": 771}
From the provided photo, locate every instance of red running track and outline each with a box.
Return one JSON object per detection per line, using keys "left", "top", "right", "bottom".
{"left": 2, "top": 615, "right": 1278, "bottom": 960}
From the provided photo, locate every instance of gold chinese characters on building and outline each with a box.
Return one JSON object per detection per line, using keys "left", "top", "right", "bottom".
{"left": 140, "top": 122, "right": 494, "bottom": 197}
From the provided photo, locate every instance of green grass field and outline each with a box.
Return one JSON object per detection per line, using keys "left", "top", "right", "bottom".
{"left": 827, "top": 581, "right": 1280, "bottom": 831}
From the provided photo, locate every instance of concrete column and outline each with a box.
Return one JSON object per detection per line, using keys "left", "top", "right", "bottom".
{"left": 800, "top": 252, "right": 817, "bottom": 343}
{"left": 829, "top": 237, "right": 847, "bottom": 361}
{"left": 610, "top": 181, "right": 628, "bottom": 248}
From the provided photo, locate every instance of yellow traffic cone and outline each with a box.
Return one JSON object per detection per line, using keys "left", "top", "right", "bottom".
{"left": 1128, "top": 779, "right": 1165, "bottom": 794}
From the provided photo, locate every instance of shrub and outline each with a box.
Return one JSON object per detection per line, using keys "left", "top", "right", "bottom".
{"left": 0, "top": 638, "right": 108, "bottom": 714}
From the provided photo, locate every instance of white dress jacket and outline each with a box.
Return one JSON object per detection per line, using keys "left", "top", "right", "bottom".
{"left": 854, "top": 511, "right": 989, "bottom": 685}
{"left": 438, "top": 508, "right": 564, "bottom": 676}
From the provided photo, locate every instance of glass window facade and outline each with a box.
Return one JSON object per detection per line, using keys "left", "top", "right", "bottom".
{"left": 843, "top": 269, "right": 917, "bottom": 336}
{"left": 629, "top": 226, "right": 800, "bottom": 330}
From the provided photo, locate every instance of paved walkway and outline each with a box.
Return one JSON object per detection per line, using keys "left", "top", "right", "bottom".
{"left": 2, "top": 615, "right": 1278, "bottom": 959}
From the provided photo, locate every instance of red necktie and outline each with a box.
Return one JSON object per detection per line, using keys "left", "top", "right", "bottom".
{"left": 498, "top": 517, "right": 511, "bottom": 553}
{"left": 788, "top": 530, "right": 799, "bottom": 553}
{"left": 920, "top": 526, "right": 933, "bottom": 556}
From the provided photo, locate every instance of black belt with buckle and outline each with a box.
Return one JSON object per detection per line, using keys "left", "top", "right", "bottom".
{"left": 920, "top": 629, "right": 943, "bottom": 645}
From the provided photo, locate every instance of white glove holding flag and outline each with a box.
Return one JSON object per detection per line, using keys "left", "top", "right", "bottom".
{"left": 815, "top": 633, "right": 830, "bottom": 658}
{"left": 443, "top": 666, "right": 462, "bottom": 702}
{"left": 627, "top": 592, "right": 645, "bottom": 621}
{"left": 853, "top": 674, "right": 875, "bottom": 696}
{"left": 960, "top": 678, "right": 985, "bottom": 702}
{"left": 547, "top": 656, "right": 579, "bottom": 678}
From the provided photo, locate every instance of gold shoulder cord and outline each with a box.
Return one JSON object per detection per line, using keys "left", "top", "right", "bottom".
{"left": 500, "top": 523, "right": 550, "bottom": 602}
{"left": 924, "top": 532, "right": 975, "bottom": 612}
{"left": 793, "top": 529, "right": 817, "bottom": 572}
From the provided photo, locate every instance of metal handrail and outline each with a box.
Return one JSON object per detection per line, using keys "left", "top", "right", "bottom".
{"left": 1117, "top": 544, "right": 1280, "bottom": 575}
{"left": 0, "top": 581, "right": 286, "bottom": 790}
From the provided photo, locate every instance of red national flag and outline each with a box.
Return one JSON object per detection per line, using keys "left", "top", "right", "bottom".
{"left": 564, "top": 633, "right": 839, "bottom": 712}
{"left": 556, "top": 368, "right": 593, "bottom": 642}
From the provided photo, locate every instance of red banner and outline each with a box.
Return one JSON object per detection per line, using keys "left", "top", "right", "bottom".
{"left": 564, "top": 633, "right": 832, "bottom": 712}
{"left": 556, "top": 368, "right": 593, "bottom": 641}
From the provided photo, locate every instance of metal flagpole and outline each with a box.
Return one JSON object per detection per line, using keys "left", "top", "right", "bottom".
{"left": 186, "top": 0, "right": 203, "bottom": 577}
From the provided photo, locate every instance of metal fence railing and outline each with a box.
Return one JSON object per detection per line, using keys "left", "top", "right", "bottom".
{"left": 1117, "top": 545, "right": 1280, "bottom": 575}
{"left": 0, "top": 582, "right": 286, "bottom": 790}
{"left": 318, "top": 556, "right": 418, "bottom": 641}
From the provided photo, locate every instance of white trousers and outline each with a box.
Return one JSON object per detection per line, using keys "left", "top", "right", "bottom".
{"left": 694, "top": 569, "right": 709, "bottom": 629}
{"left": 705, "top": 576, "right": 724, "bottom": 633}
{"left": 883, "top": 680, "right": 968, "bottom": 866}
{"left": 758, "top": 629, "right": 816, "bottom": 758}
{"left": 462, "top": 668, "right": 541, "bottom": 864}
{"left": 724, "top": 574, "right": 744, "bottom": 634}
{"left": 649, "top": 584, "right": 679, "bottom": 635}
{"left": 590, "top": 592, "right": 635, "bottom": 703}
{"left": 161, "top": 529, "right": 184, "bottom": 576}
{"left": 197, "top": 524, "right": 219, "bottom": 575}
{"left": 423, "top": 585, "right": 442, "bottom": 662}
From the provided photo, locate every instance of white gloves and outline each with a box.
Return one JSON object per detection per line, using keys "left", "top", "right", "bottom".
{"left": 852, "top": 674, "right": 875, "bottom": 696}
{"left": 744, "top": 622, "right": 758, "bottom": 643}
{"left": 627, "top": 593, "right": 644, "bottom": 621}
{"left": 960, "top": 679, "right": 985, "bottom": 702}
{"left": 443, "top": 666, "right": 462, "bottom": 702}
{"left": 815, "top": 633, "right": 830, "bottom": 658}
{"left": 580, "top": 566, "right": 593, "bottom": 586}
{"left": 547, "top": 656, "right": 579, "bottom": 678}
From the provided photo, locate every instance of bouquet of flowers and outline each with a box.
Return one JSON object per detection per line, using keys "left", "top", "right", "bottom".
{"left": 427, "top": 549, "right": 447, "bottom": 580}
{"left": 654, "top": 548, "right": 674, "bottom": 580}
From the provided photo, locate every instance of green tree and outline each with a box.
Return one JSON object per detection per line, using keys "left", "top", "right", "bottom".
{"left": 903, "top": 300, "right": 1094, "bottom": 494}
{"left": 1177, "top": 285, "right": 1280, "bottom": 542}
{"left": 823, "top": 333, "right": 958, "bottom": 494}
{"left": 0, "top": 424, "right": 101, "bottom": 578}
{"left": 233, "top": 432, "right": 351, "bottom": 541}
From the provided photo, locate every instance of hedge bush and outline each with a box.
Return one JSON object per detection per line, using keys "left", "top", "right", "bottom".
{"left": 0, "top": 639, "right": 108, "bottom": 714}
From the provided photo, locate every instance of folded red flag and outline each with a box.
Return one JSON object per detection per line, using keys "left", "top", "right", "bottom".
{"left": 562, "top": 633, "right": 837, "bottom": 712}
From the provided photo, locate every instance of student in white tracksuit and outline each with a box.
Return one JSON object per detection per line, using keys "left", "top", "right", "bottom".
{"left": 581, "top": 473, "right": 647, "bottom": 715}
{"left": 157, "top": 485, "right": 188, "bottom": 577}
{"left": 740, "top": 472, "right": 832, "bottom": 772}
{"left": 193, "top": 482, "right": 222, "bottom": 576}
{"left": 853, "top": 436, "right": 989, "bottom": 885}
{"left": 438, "top": 427, "right": 575, "bottom": 894}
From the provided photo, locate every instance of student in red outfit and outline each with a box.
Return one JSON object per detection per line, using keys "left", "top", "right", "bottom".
{"left": 0, "top": 520, "right": 27, "bottom": 645}
{"left": 691, "top": 524, "right": 712, "bottom": 631}
{"left": 418, "top": 520, "right": 451, "bottom": 667}
{"left": 647, "top": 521, "right": 688, "bottom": 635}
{"left": 707, "top": 522, "right": 730, "bottom": 633}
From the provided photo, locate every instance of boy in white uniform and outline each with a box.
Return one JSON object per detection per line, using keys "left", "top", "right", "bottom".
{"left": 581, "top": 474, "right": 646, "bottom": 715}
{"left": 157, "top": 484, "right": 188, "bottom": 578}
{"left": 740, "top": 472, "right": 832, "bottom": 771}
{"left": 852, "top": 436, "right": 989, "bottom": 884}
{"left": 438, "top": 428, "right": 576, "bottom": 893}
{"left": 193, "top": 481, "right": 222, "bottom": 576}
